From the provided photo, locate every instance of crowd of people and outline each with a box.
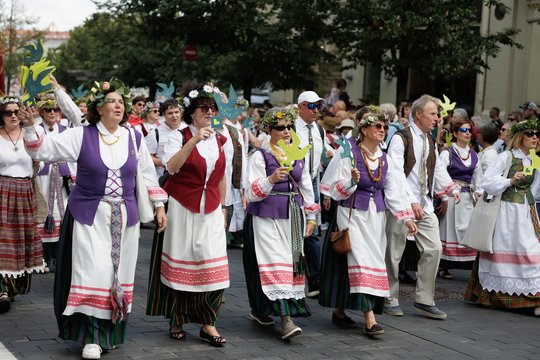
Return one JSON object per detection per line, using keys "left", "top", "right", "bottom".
{"left": 1, "top": 74, "right": 540, "bottom": 359}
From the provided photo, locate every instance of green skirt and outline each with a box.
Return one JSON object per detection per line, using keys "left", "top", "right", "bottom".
{"left": 318, "top": 214, "right": 384, "bottom": 314}
{"left": 54, "top": 208, "right": 126, "bottom": 349}
{"left": 146, "top": 224, "right": 224, "bottom": 326}
{"left": 242, "top": 214, "right": 310, "bottom": 318}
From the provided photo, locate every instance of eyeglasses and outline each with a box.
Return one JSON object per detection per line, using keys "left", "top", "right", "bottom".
{"left": 374, "top": 123, "right": 389, "bottom": 131}
{"left": 303, "top": 103, "right": 322, "bottom": 111}
{"left": 195, "top": 105, "right": 217, "bottom": 113}
{"left": 3, "top": 110, "right": 19, "bottom": 117}
{"left": 458, "top": 127, "right": 473, "bottom": 133}
{"left": 524, "top": 130, "right": 540, "bottom": 138}
{"left": 44, "top": 108, "right": 59, "bottom": 113}
{"left": 136, "top": 102, "right": 145, "bottom": 107}
{"left": 271, "top": 124, "right": 293, "bottom": 131}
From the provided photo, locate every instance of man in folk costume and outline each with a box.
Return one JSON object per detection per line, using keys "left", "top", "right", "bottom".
{"left": 385, "top": 94, "right": 461, "bottom": 319}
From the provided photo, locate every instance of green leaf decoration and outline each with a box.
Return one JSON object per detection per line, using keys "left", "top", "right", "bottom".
{"left": 524, "top": 149, "right": 540, "bottom": 176}
{"left": 20, "top": 58, "right": 56, "bottom": 105}
{"left": 23, "top": 39, "right": 44, "bottom": 65}
{"left": 276, "top": 129, "right": 311, "bottom": 169}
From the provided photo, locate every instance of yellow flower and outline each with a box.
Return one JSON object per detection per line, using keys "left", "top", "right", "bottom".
{"left": 276, "top": 111, "right": 283, "bottom": 119}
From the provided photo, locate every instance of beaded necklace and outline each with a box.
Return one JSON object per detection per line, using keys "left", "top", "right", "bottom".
{"left": 99, "top": 132, "right": 121, "bottom": 146}
{"left": 455, "top": 144, "right": 470, "bottom": 161}
{"left": 360, "top": 144, "right": 383, "bottom": 182}
{"left": 269, "top": 142, "right": 287, "bottom": 165}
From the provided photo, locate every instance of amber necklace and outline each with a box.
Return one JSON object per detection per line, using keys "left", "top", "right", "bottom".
{"left": 360, "top": 143, "right": 383, "bottom": 182}
{"left": 455, "top": 145, "right": 470, "bottom": 161}
{"left": 269, "top": 142, "right": 287, "bottom": 164}
{"left": 3, "top": 127, "right": 22, "bottom": 151}
{"left": 99, "top": 132, "right": 120, "bottom": 146}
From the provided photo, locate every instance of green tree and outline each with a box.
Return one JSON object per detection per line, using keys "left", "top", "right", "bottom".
{"left": 86, "top": 0, "right": 338, "bottom": 100}
{"left": 329, "top": 0, "right": 522, "bottom": 102}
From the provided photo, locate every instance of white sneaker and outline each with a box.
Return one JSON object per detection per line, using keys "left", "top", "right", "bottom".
{"left": 82, "top": 344, "right": 102, "bottom": 359}
{"left": 281, "top": 316, "right": 302, "bottom": 340}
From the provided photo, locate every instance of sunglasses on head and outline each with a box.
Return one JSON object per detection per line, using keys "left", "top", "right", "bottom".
{"left": 3, "top": 110, "right": 19, "bottom": 117}
{"left": 457, "top": 127, "right": 472, "bottom": 133}
{"left": 304, "top": 103, "right": 322, "bottom": 111}
{"left": 195, "top": 105, "right": 217, "bottom": 113}
{"left": 271, "top": 124, "right": 293, "bottom": 131}
{"left": 373, "top": 123, "right": 389, "bottom": 131}
{"left": 524, "top": 130, "right": 540, "bottom": 138}
{"left": 45, "top": 108, "right": 59, "bottom": 113}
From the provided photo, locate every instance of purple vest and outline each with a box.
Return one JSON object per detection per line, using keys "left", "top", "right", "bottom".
{"left": 246, "top": 148, "right": 304, "bottom": 219}
{"left": 37, "top": 124, "right": 71, "bottom": 176}
{"left": 68, "top": 125, "right": 140, "bottom": 226}
{"left": 341, "top": 145, "right": 388, "bottom": 212}
{"left": 447, "top": 147, "right": 478, "bottom": 191}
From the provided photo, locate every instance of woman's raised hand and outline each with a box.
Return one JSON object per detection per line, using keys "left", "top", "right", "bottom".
{"left": 18, "top": 105, "right": 35, "bottom": 127}
{"left": 268, "top": 167, "right": 290, "bottom": 184}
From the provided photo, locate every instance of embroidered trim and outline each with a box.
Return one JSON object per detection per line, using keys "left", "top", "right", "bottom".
{"left": 479, "top": 271, "right": 540, "bottom": 296}
{"left": 162, "top": 252, "right": 228, "bottom": 266}
{"left": 480, "top": 252, "right": 540, "bottom": 265}
{"left": 264, "top": 289, "right": 306, "bottom": 301}
{"left": 251, "top": 178, "right": 269, "bottom": 200}
{"left": 160, "top": 262, "right": 230, "bottom": 286}
{"left": 393, "top": 209, "right": 414, "bottom": 221}
{"left": 24, "top": 130, "right": 44, "bottom": 151}
{"left": 304, "top": 203, "right": 321, "bottom": 214}
{"left": 147, "top": 186, "right": 168, "bottom": 201}
{"left": 335, "top": 180, "right": 353, "bottom": 199}
{"left": 435, "top": 182, "right": 460, "bottom": 197}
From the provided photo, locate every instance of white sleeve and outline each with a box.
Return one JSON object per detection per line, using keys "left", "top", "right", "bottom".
{"left": 24, "top": 125, "right": 82, "bottom": 163}
{"left": 136, "top": 132, "right": 167, "bottom": 205}
{"left": 54, "top": 87, "right": 84, "bottom": 127}
{"left": 482, "top": 151, "right": 512, "bottom": 196}
{"left": 145, "top": 129, "right": 158, "bottom": 155}
{"left": 162, "top": 131, "right": 183, "bottom": 171}
{"left": 320, "top": 147, "right": 356, "bottom": 201}
{"left": 383, "top": 156, "right": 414, "bottom": 221}
{"left": 387, "top": 134, "right": 417, "bottom": 205}
{"left": 245, "top": 150, "right": 273, "bottom": 202}
{"left": 433, "top": 149, "right": 459, "bottom": 197}
{"left": 298, "top": 158, "right": 319, "bottom": 220}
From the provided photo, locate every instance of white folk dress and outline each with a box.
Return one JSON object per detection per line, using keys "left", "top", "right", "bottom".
{"left": 479, "top": 149, "right": 540, "bottom": 295}
{"left": 320, "top": 145, "right": 414, "bottom": 297}
{"left": 24, "top": 122, "right": 166, "bottom": 319}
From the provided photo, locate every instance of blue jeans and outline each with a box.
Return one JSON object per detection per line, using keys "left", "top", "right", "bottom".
{"left": 304, "top": 176, "right": 321, "bottom": 289}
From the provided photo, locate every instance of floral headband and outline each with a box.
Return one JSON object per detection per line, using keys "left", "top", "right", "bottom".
{"left": 358, "top": 112, "right": 389, "bottom": 128}
{"left": 181, "top": 84, "right": 221, "bottom": 109}
{"left": 510, "top": 118, "right": 540, "bottom": 139}
{"left": 87, "top": 78, "right": 132, "bottom": 113}
{"left": 0, "top": 97, "right": 21, "bottom": 105}
{"left": 261, "top": 105, "right": 299, "bottom": 130}
{"left": 37, "top": 98, "right": 58, "bottom": 110}
{"left": 140, "top": 101, "right": 160, "bottom": 118}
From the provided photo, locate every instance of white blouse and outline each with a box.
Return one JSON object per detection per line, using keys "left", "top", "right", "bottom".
{"left": 0, "top": 131, "right": 34, "bottom": 177}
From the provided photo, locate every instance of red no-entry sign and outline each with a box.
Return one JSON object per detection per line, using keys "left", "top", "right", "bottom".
{"left": 183, "top": 45, "right": 198, "bottom": 61}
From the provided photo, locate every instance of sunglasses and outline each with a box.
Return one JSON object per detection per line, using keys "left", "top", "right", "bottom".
{"left": 374, "top": 123, "right": 389, "bottom": 131}
{"left": 458, "top": 127, "right": 473, "bottom": 133}
{"left": 524, "top": 130, "right": 540, "bottom": 138}
{"left": 149, "top": 109, "right": 159, "bottom": 114}
{"left": 4, "top": 110, "right": 19, "bottom": 117}
{"left": 500, "top": 128, "right": 509, "bottom": 132}
{"left": 508, "top": 117, "right": 516, "bottom": 121}
{"left": 304, "top": 103, "right": 322, "bottom": 111}
{"left": 271, "top": 124, "right": 293, "bottom": 131}
{"left": 136, "top": 102, "right": 145, "bottom": 107}
{"left": 44, "top": 108, "right": 60, "bottom": 113}
{"left": 195, "top": 105, "right": 217, "bottom": 113}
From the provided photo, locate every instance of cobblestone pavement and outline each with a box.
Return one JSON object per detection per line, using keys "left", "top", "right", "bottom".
{"left": 1, "top": 228, "right": 539, "bottom": 360}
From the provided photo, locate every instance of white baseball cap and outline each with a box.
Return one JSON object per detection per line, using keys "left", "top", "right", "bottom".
{"left": 336, "top": 119, "right": 355, "bottom": 129}
{"left": 297, "top": 91, "right": 325, "bottom": 105}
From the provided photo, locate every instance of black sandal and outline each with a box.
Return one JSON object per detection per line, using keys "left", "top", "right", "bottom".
{"left": 169, "top": 327, "right": 186, "bottom": 340}
{"left": 365, "top": 323, "right": 385, "bottom": 337}
{"left": 199, "top": 327, "right": 226, "bottom": 347}
{"left": 438, "top": 268, "right": 453, "bottom": 279}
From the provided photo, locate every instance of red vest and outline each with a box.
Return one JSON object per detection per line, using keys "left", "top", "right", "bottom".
{"left": 164, "top": 128, "right": 226, "bottom": 213}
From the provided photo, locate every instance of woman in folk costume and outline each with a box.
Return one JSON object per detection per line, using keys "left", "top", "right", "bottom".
{"left": 319, "top": 112, "right": 417, "bottom": 337}
{"left": 21, "top": 79, "right": 168, "bottom": 360}
{"left": 35, "top": 98, "right": 75, "bottom": 272}
{"left": 465, "top": 118, "right": 540, "bottom": 315}
{"left": 146, "top": 83, "right": 230, "bottom": 346}
{"left": 243, "top": 106, "right": 320, "bottom": 340}
{"left": 437, "top": 118, "right": 483, "bottom": 279}
{"left": 0, "top": 96, "right": 44, "bottom": 314}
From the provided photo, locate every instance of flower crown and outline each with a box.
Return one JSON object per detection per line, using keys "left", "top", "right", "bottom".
{"left": 261, "top": 105, "right": 299, "bottom": 130}
{"left": 87, "top": 78, "right": 132, "bottom": 113}
{"left": 37, "top": 98, "right": 58, "bottom": 110}
{"left": 0, "top": 97, "right": 21, "bottom": 105}
{"left": 181, "top": 84, "right": 221, "bottom": 109}
{"left": 140, "top": 101, "right": 160, "bottom": 118}
{"left": 358, "top": 112, "right": 389, "bottom": 128}
{"left": 510, "top": 118, "right": 540, "bottom": 139}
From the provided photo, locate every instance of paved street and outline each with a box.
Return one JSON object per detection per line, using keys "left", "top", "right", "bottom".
{"left": 1, "top": 227, "right": 539, "bottom": 360}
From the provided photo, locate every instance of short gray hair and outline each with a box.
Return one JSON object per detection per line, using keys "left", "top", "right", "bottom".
{"left": 379, "top": 103, "right": 397, "bottom": 122}
{"left": 411, "top": 94, "right": 438, "bottom": 118}
{"left": 453, "top": 108, "right": 469, "bottom": 121}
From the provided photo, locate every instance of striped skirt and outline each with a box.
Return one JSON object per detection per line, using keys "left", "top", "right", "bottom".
{"left": 54, "top": 209, "right": 126, "bottom": 349}
{"left": 318, "top": 216, "right": 384, "bottom": 313}
{"left": 242, "top": 214, "right": 310, "bottom": 318}
{"left": 0, "top": 176, "right": 43, "bottom": 278}
{"left": 146, "top": 226, "right": 224, "bottom": 326}
{"left": 464, "top": 255, "right": 540, "bottom": 311}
